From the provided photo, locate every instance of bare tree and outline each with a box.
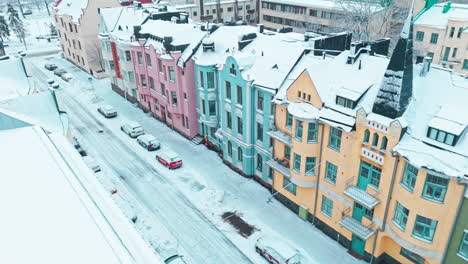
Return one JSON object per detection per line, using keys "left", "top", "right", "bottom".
{"left": 87, "top": 40, "right": 106, "bottom": 74}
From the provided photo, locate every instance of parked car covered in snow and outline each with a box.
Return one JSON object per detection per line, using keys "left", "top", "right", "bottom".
{"left": 53, "top": 68, "right": 67, "bottom": 77}
{"left": 97, "top": 105, "right": 117, "bottom": 118}
{"left": 159, "top": 248, "right": 187, "bottom": 264}
{"left": 72, "top": 136, "right": 86, "bottom": 156}
{"left": 255, "top": 235, "right": 302, "bottom": 264}
{"left": 61, "top": 73, "right": 73, "bottom": 82}
{"left": 156, "top": 150, "right": 182, "bottom": 169}
{"left": 137, "top": 134, "right": 160, "bottom": 151}
{"left": 83, "top": 156, "right": 101, "bottom": 173}
{"left": 121, "top": 122, "right": 144, "bottom": 138}
{"left": 45, "top": 63, "right": 58, "bottom": 71}
{"left": 23, "top": 9, "right": 32, "bottom": 15}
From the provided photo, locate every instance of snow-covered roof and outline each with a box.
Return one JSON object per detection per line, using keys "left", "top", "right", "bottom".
{"left": 0, "top": 126, "right": 162, "bottom": 263}
{"left": 55, "top": 0, "right": 88, "bottom": 23}
{"left": 394, "top": 64, "right": 468, "bottom": 178}
{"left": 100, "top": 7, "right": 151, "bottom": 41}
{"left": 414, "top": 3, "right": 468, "bottom": 29}
{"left": 262, "top": 0, "right": 383, "bottom": 13}
{"left": 0, "top": 58, "right": 30, "bottom": 101}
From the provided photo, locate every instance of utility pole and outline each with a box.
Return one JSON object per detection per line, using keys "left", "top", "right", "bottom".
{"left": 216, "top": 0, "right": 221, "bottom": 23}
{"left": 234, "top": 0, "right": 238, "bottom": 21}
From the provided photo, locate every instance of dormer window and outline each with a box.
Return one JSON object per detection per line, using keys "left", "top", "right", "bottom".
{"left": 229, "top": 64, "right": 236, "bottom": 76}
{"left": 336, "top": 96, "right": 355, "bottom": 109}
{"left": 427, "top": 127, "right": 458, "bottom": 146}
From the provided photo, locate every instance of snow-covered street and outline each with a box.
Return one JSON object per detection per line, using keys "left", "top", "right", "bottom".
{"left": 29, "top": 55, "right": 364, "bottom": 264}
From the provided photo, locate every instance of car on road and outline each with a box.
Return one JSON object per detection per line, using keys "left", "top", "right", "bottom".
{"left": 255, "top": 235, "right": 302, "bottom": 264}
{"left": 61, "top": 73, "right": 73, "bottom": 82}
{"left": 53, "top": 68, "right": 67, "bottom": 77}
{"left": 23, "top": 9, "right": 32, "bottom": 15}
{"left": 98, "top": 105, "right": 118, "bottom": 118}
{"left": 164, "top": 254, "right": 187, "bottom": 264}
{"left": 83, "top": 156, "right": 101, "bottom": 173}
{"left": 156, "top": 150, "right": 182, "bottom": 169}
{"left": 45, "top": 63, "right": 58, "bottom": 71}
{"left": 121, "top": 122, "right": 144, "bottom": 138}
{"left": 72, "top": 136, "right": 86, "bottom": 156}
{"left": 136, "top": 134, "right": 160, "bottom": 151}
{"left": 0, "top": 55, "right": 10, "bottom": 60}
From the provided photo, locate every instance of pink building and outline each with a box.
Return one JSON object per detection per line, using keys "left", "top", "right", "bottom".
{"left": 131, "top": 19, "right": 205, "bottom": 139}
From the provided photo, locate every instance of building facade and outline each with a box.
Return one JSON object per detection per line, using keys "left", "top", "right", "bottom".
{"left": 53, "top": 0, "right": 121, "bottom": 77}
{"left": 413, "top": 2, "right": 468, "bottom": 74}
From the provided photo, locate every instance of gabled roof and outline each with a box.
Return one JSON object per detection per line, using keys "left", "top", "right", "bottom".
{"left": 414, "top": 2, "right": 468, "bottom": 29}
{"left": 55, "top": 0, "right": 89, "bottom": 23}
{"left": 0, "top": 58, "right": 30, "bottom": 101}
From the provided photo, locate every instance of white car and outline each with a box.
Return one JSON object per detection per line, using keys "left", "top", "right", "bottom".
{"left": 83, "top": 156, "right": 101, "bottom": 173}
{"left": 97, "top": 105, "right": 118, "bottom": 118}
{"left": 255, "top": 235, "right": 302, "bottom": 264}
{"left": 137, "top": 134, "right": 160, "bottom": 151}
{"left": 121, "top": 122, "right": 144, "bottom": 138}
{"left": 61, "top": 73, "right": 73, "bottom": 82}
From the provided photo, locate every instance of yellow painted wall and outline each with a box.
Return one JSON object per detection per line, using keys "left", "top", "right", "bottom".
{"left": 286, "top": 70, "right": 323, "bottom": 108}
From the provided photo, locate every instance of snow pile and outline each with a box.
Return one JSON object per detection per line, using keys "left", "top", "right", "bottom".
{"left": 0, "top": 58, "right": 30, "bottom": 100}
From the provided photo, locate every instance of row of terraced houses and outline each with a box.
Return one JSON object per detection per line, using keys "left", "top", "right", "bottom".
{"left": 53, "top": 0, "right": 468, "bottom": 263}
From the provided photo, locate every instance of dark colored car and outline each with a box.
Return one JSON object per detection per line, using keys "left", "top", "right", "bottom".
{"left": 45, "top": 63, "right": 58, "bottom": 71}
{"left": 53, "top": 68, "right": 67, "bottom": 77}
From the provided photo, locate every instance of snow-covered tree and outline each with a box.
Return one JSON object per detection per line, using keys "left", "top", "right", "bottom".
{"left": 7, "top": 4, "right": 26, "bottom": 43}
{"left": 0, "top": 16, "right": 10, "bottom": 41}
{"left": 49, "top": 23, "right": 57, "bottom": 36}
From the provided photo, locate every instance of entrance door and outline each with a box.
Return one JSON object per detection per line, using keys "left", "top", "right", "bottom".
{"left": 351, "top": 234, "right": 366, "bottom": 256}
{"left": 161, "top": 106, "right": 166, "bottom": 123}
{"left": 357, "top": 161, "right": 370, "bottom": 190}
{"left": 352, "top": 202, "right": 365, "bottom": 222}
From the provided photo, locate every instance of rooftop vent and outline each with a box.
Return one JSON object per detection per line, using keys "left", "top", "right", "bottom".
{"left": 202, "top": 36, "right": 215, "bottom": 52}
{"left": 238, "top": 33, "right": 257, "bottom": 50}
{"left": 420, "top": 57, "right": 431, "bottom": 76}
{"left": 257, "top": 24, "right": 264, "bottom": 33}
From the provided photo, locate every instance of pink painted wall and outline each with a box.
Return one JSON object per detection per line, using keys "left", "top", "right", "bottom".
{"left": 132, "top": 44, "right": 198, "bottom": 138}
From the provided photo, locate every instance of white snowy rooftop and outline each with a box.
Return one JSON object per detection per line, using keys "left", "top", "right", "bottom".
{"left": 0, "top": 58, "right": 31, "bottom": 101}
{"left": 54, "top": 0, "right": 88, "bottom": 23}
{"left": 414, "top": 3, "right": 468, "bottom": 29}
{"left": 0, "top": 126, "right": 162, "bottom": 263}
{"left": 262, "top": 0, "right": 383, "bottom": 12}
{"left": 138, "top": 20, "right": 205, "bottom": 46}
{"left": 103, "top": 7, "right": 150, "bottom": 41}
{"left": 395, "top": 64, "right": 468, "bottom": 178}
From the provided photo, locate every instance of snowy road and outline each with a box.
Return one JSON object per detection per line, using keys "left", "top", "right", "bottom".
{"left": 31, "top": 61, "right": 253, "bottom": 263}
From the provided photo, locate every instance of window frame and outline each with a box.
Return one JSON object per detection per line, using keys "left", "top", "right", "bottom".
{"left": 412, "top": 215, "right": 438, "bottom": 242}
{"left": 321, "top": 195, "right": 333, "bottom": 217}
{"left": 393, "top": 202, "right": 409, "bottom": 231}
{"left": 293, "top": 153, "right": 301, "bottom": 172}
{"left": 422, "top": 174, "right": 449, "bottom": 203}
{"left": 283, "top": 176, "right": 297, "bottom": 195}
{"left": 307, "top": 122, "right": 318, "bottom": 143}
{"left": 305, "top": 157, "right": 316, "bottom": 175}
{"left": 295, "top": 120, "right": 303, "bottom": 141}
{"left": 328, "top": 127, "right": 342, "bottom": 151}
{"left": 325, "top": 162, "right": 337, "bottom": 184}
{"left": 401, "top": 163, "right": 418, "bottom": 192}
{"left": 458, "top": 231, "right": 468, "bottom": 260}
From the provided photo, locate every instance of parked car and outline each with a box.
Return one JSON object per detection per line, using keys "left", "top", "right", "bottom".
{"left": 47, "top": 79, "right": 55, "bottom": 86}
{"left": 164, "top": 255, "right": 186, "bottom": 264}
{"left": 23, "top": 9, "right": 32, "bottom": 15}
{"left": 83, "top": 156, "right": 101, "bottom": 173}
{"left": 255, "top": 236, "right": 302, "bottom": 264}
{"left": 17, "top": 50, "right": 26, "bottom": 57}
{"left": 98, "top": 105, "right": 117, "bottom": 118}
{"left": 53, "top": 68, "right": 67, "bottom": 77}
{"left": 45, "top": 63, "right": 58, "bottom": 71}
{"left": 72, "top": 136, "right": 86, "bottom": 156}
{"left": 0, "top": 55, "right": 10, "bottom": 60}
{"left": 137, "top": 134, "right": 160, "bottom": 151}
{"left": 121, "top": 122, "right": 144, "bottom": 138}
{"left": 156, "top": 150, "right": 182, "bottom": 169}
{"left": 159, "top": 249, "right": 187, "bottom": 264}
{"left": 61, "top": 73, "right": 73, "bottom": 82}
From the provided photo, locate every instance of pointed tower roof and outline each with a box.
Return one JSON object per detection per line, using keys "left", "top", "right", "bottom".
{"left": 372, "top": 8, "right": 414, "bottom": 119}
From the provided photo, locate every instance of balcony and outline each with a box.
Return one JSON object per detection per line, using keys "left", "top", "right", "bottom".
{"left": 340, "top": 216, "right": 375, "bottom": 240}
{"left": 343, "top": 177, "right": 379, "bottom": 209}
{"left": 268, "top": 130, "right": 292, "bottom": 146}
{"left": 266, "top": 158, "right": 290, "bottom": 177}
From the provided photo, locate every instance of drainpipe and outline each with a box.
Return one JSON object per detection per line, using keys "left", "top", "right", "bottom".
{"left": 312, "top": 122, "right": 325, "bottom": 224}
{"left": 442, "top": 178, "right": 467, "bottom": 263}
{"left": 370, "top": 151, "right": 399, "bottom": 264}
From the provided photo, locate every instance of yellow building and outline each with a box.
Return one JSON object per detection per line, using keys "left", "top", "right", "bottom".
{"left": 267, "top": 24, "right": 468, "bottom": 264}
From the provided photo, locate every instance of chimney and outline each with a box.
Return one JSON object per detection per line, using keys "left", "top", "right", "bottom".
{"left": 442, "top": 2, "right": 451, "bottom": 13}
{"left": 358, "top": 60, "right": 362, "bottom": 70}
{"left": 133, "top": 25, "right": 141, "bottom": 38}
{"left": 238, "top": 33, "right": 257, "bottom": 50}
{"left": 257, "top": 24, "right": 264, "bottom": 33}
{"left": 420, "top": 57, "right": 431, "bottom": 76}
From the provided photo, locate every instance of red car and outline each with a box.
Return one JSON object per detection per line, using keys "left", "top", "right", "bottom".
{"left": 156, "top": 150, "right": 183, "bottom": 169}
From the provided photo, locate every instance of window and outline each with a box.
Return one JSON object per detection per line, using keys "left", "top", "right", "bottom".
{"left": 199, "top": 71, "right": 204, "bottom": 87}
{"left": 209, "top": 100, "right": 216, "bottom": 116}
{"left": 363, "top": 129, "right": 370, "bottom": 144}
{"left": 393, "top": 202, "right": 409, "bottom": 230}
{"left": 167, "top": 112, "right": 172, "bottom": 119}
{"left": 149, "top": 77, "right": 155, "bottom": 90}
{"left": 430, "top": 33, "right": 439, "bottom": 44}
{"left": 295, "top": 120, "right": 303, "bottom": 141}
{"left": 207, "top": 72, "right": 215, "bottom": 88}
{"left": 246, "top": 5, "right": 251, "bottom": 9}
{"left": 201, "top": 99, "right": 206, "bottom": 115}
{"left": 137, "top": 52, "right": 143, "bottom": 65}
{"left": 161, "top": 83, "right": 166, "bottom": 96}
{"left": 225, "top": 81, "right": 231, "bottom": 99}
{"left": 128, "top": 71, "right": 135, "bottom": 82}
{"left": 449, "top": 27, "right": 455, "bottom": 38}
{"left": 146, "top": 53, "right": 151, "bottom": 66}
{"left": 284, "top": 145, "right": 291, "bottom": 159}
{"left": 413, "top": 215, "right": 438, "bottom": 241}
{"left": 372, "top": 133, "right": 379, "bottom": 148}
{"left": 321, "top": 196, "right": 333, "bottom": 217}
{"left": 328, "top": 127, "right": 342, "bottom": 151}
{"left": 227, "top": 7, "right": 233, "bottom": 12}
{"left": 227, "top": 112, "right": 232, "bottom": 129}
{"left": 171, "top": 91, "right": 177, "bottom": 106}
{"left": 237, "top": 117, "right": 243, "bottom": 135}
{"left": 416, "top": 31, "right": 424, "bottom": 41}
{"left": 227, "top": 141, "right": 232, "bottom": 156}
{"left": 453, "top": 47, "right": 458, "bottom": 58}
{"left": 158, "top": 59, "right": 163, "bottom": 73}
{"left": 193, "top": 11, "right": 197, "bottom": 16}
{"left": 307, "top": 122, "right": 317, "bottom": 143}
{"left": 427, "top": 52, "right": 434, "bottom": 59}
{"left": 238, "top": 6, "right": 242, "bottom": 10}
{"left": 238, "top": 147, "right": 243, "bottom": 162}
{"left": 125, "top": 50, "right": 131, "bottom": 61}
{"left": 286, "top": 112, "right": 293, "bottom": 128}
{"left": 325, "top": 162, "right": 337, "bottom": 184}
{"left": 401, "top": 163, "right": 418, "bottom": 192}
{"left": 229, "top": 64, "right": 236, "bottom": 75}
{"left": 257, "top": 92, "right": 264, "bottom": 110}
{"left": 422, "top": 174, "right": 449, "bottom": 202}
{"left": 458, "top": 27, "right": 463, "bottom": 38}
{"left": 236, "top": 85, "right": 242, "bottom": 105}
{"left": 360, "top": 161, "right": 382, "bottom": 189}
{"left": 305, "top": 157, "right": 315, "bottom": 175}
{"left": 140, "top": 74, "right": 146, "bottom": 87}
{"left": 257, "top": 122, "right": 263, "bottom": 141}
{"left": 458, "top": 232, "right": 468, "bottom": 259}
{"left": 380, "top": 136, "right": 388, "bottom": 152}
{"left": 427, "top": 127, "right": 457, "bottom": 146}
{"left": 256, "top": 154, "right": 263, "bottom": 171}
{"left": 464, "top": 59, "right": 468, "bottom": 70}
{"left": 400, "top": 248, "right": 425, "bottom": 264}
{"left": 298, "top": 91, "right": 301, "bottom": 98}
{"left": 169, "top": 66, "right": 175, "bottom": 81}
{"left": 293, "top": 153, "right": 301, "bottom": 172}
{"left": 364, "top": 206, "right": 374, "bottom": 220}
{"left": 337, "top": 96, "right": 354, "bottom": 108}
{"left": 283, "top": 177, "right": 296, "bottom": 195}
{"left": 310, "top": 9, "right": 318, "bottom": 16}
{"left": 184, "top": 93, "right": 187, "bottom": 100}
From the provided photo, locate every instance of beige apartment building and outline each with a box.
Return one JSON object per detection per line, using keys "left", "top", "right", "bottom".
{"left": 414, "top": 2, "right": 468, "bottom": 74}
{"left": 53, "top": 0, "right": 121, "bottom": 77}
